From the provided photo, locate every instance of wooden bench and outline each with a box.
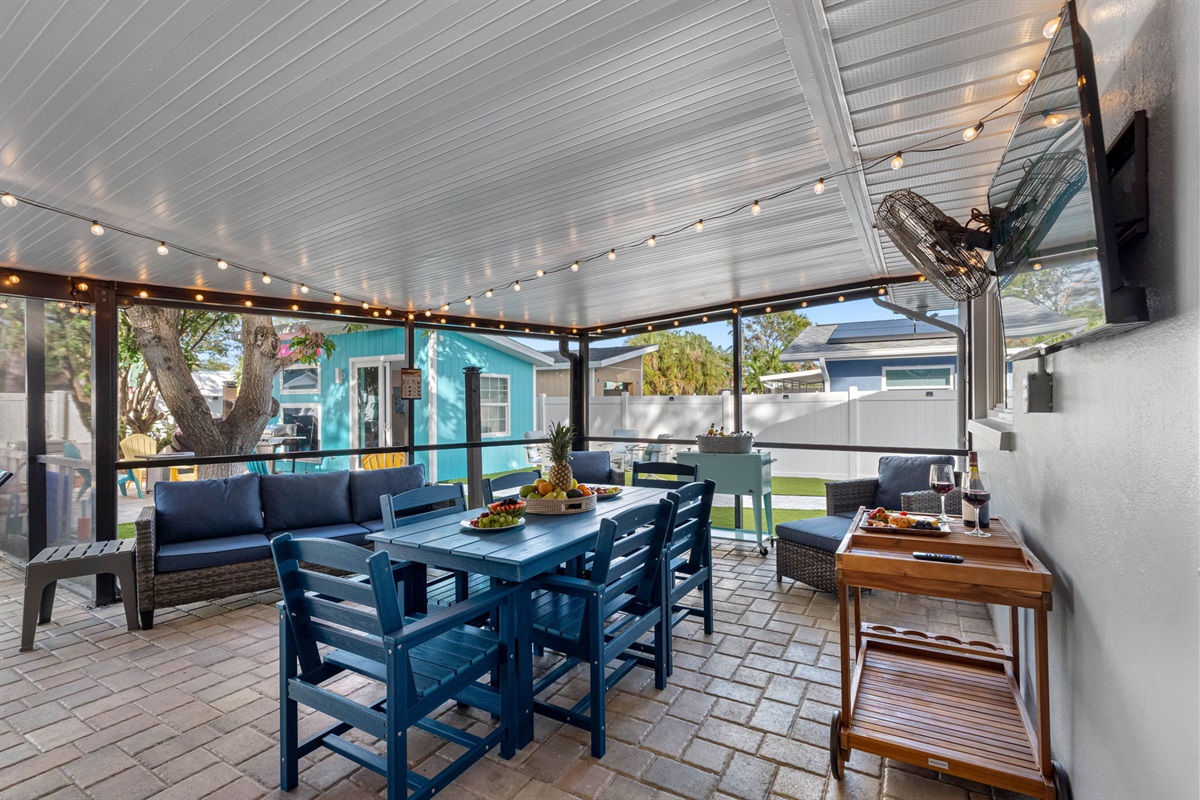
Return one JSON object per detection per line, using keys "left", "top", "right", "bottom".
{"left": 22, "top": 539, "right": 139, "bottom": 651}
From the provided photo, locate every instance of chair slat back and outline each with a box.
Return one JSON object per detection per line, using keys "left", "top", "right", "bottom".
{"left": 592, "top": 500, "right": 675, "bottom": 606}
{"left": 631, "top": 461, "right": 698, "bottom": 490}
{"left": 380, "top": 483, "right": 466, "bottom": 529}
{"left": 120, "top": 433, "right": 156, "bottom": 459}
{"left": 246, "top": 460, "right": 269, "bottom": 475}
{"left": 272, "top": 535, "right": 404, "bottom": 678}
{"left": 482, "top": 470, "right": 541, "bottom": 505}
{"left": 665, "top": 480, "right": 715, "bottom": 562}
{"left": 361, "top": 452, "right": 406, "bottom": 471}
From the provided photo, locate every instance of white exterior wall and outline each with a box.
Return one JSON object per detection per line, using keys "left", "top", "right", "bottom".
{"left": 984, "top": 2, "right": 1199, "bottom": 798}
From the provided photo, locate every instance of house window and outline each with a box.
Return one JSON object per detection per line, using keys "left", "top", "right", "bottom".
{"left": 280, "top": 364, "right": 320, "bottom": 394}
{"left": 279, "top": 404, "right": 320, "bottom": 450}
{"left": 479, "top": 374, "right": 510, "bottom": 437}
{"left": 882, "top": 366, "right": 955, "bottom": 390}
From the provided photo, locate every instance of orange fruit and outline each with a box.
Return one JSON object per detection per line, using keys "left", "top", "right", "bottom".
{"left": 537, "top": 482, "right": 555, "bottom": 496}
{"left": 579, "top": 485, "right": 592, "bottom": 497}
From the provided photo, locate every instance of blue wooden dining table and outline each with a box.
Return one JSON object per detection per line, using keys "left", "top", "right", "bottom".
{"left": 367, "top": 484, "right": 669, "bottom": 747}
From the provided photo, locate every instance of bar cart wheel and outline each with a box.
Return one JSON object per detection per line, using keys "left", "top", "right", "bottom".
{"left": 1053, "top": 760, "right": 1073, "bottom": 800}
{"left": 829, "top": 711, "right": 844, "bottom": 781}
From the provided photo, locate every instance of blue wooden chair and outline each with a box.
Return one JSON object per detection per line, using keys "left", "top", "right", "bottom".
{"left": 246, "top": 460, "right": 270, "bottom": 475}
{"left": 662, "top": 480, "right": 716, "bottom": 675}
{"left": 481, "top": 470, "right": 541, "bottom": 505}
{"left": 630, "top": 460, "right": 698, "bottom": 490}
{"left": 271, "top": 534, "right": 517, "bottom": 800}
{"left": 380, "top": 484, "right": 473, "bottom": 610}
{"left": 529, "top": 498, "right": 675, "bottom": 758}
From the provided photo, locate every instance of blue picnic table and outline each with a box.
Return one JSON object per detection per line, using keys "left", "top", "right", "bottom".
{"left": 368, "top": 484, "right": 669, "bottom": 747}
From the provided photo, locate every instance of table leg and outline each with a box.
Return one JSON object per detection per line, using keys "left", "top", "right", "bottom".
{"left": 751, "top": 492, "right": 764, "bottom": 552}
{"left": 853, "top": 587, "right": 862, "bottom": 655}
{"left": 515, "top": 582, "right": 535, "bottom": 748}
{"left": 764, "top": 492, "right": 774, "bottom": 547}
{"left": 1035, "top": 608, "right": 1052, "bottom": 778}
{"left": 838, "top": 582, "right": 851, "bottom": 722}
{"left": 1010, "top": 606, "right": 1021, "bottom": 689}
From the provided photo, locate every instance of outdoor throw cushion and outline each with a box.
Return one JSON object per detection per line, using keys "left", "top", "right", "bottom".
{"left": 154, "top": 473, "right": 263, "bottom": 545}
{"left": 568, "top": 451, "right": 616, "bottom": 484}
{"left": 775, "top": 515, "right": 856, "bottom": 554}
{"left": 155, "top": 533, "right": 272, "bottom": 573}
{"left": 261, "top": 470, "right": 352, "bottom": 532}
{"left": 349, "top": 464, "right": 427, "bottom": 524}
{"left": 875, "top": 455, "right": 955, "bottom": 512}
{"left": 270, "top": 523, "right": 370, "bottom": 546}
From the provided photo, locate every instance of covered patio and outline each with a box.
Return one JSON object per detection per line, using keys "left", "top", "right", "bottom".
{"left": 1, "top": 1, "right": 1196, "bottom": 800}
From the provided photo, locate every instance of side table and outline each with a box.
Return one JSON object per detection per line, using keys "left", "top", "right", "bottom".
{"left": 21, "top": 539, "right": 139, "bottom": 651}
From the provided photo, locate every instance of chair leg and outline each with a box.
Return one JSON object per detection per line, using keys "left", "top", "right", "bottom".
{"left": 111, "top": 562, "right": 139, "bottom": 632}
{"left": 589, "top": 657, "right": 606, "bottom": 759}
{"left": 20, "top": 576, "right": 53, "bottom": 651}
{"left": 38, "top": 580, "right": 57, "bottom": 624}
{"left": 279, "top": 612, "right": 299, "bottom": 791}
{"left": 654, "top": 617, "right": 668, "bottom": 691}
{"left": 702, "top": 572, "right": 714, "bottom": 636}
{"left": 140, "top": 610, "right": 154, "bottom": 630}
{"left": 385, "top": 647, "right": 408, "bottom": 800}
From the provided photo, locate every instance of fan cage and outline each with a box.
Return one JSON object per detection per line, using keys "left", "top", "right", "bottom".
{"left": 876, "top": 190, "right": 992, "bottom": 302}
{"left": 992, "top": 152, "right": 1089, "bottom": 274}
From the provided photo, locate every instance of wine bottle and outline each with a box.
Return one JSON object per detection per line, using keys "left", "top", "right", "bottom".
{"left": 962, "top": 452, "right": 990, "bottom": 527}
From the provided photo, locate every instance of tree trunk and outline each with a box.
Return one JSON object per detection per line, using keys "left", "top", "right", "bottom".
{"left": 125, "top": 308, "right": 281, "bottom": 478}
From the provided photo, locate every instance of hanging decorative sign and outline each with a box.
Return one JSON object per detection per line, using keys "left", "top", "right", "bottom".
{"left": 399, "top": 368, "right": 423, "bottom": 400}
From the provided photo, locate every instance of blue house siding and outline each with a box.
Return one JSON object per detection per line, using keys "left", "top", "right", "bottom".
{"left": 826, "top": 356, "right": 957, "bottom": 392}
{"left": 272, "top": 328, "right": 535, "bottom": 481}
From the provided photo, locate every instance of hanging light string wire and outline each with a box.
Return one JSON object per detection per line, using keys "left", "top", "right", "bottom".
{"left": 0, "top": 84, "right": 1031, "bottom": 318}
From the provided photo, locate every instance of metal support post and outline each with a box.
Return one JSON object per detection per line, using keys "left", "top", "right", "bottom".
{"left": 464, "top": 366, "right": 483, "bottom": 509}
{"left": 732, "top": 314, "right": 744, "bottom": 530}
{"left": 25, "top": 299, "right": 47, "bottom": 560}
{"left": 93, "top": 283, "right": 119, "bottom": 605}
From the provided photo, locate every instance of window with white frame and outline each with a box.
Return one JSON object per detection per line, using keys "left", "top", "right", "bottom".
{"left": 882, "top": 366, "right": 955, "bottom": 390}
{"left": 479, "top": 374, "right": 510, "bottom": 437}
{"left": 280, "top": 364, "right": 320, "bottom": 394}
{"left": 279, "top": 404, "right": 320, "bottom": 450}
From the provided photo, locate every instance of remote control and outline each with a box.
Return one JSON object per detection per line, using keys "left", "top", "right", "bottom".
{"left": 912, "top": 552, "right": 964, "bottom": 564}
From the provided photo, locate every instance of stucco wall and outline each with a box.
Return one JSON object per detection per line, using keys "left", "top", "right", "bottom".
{"left": 982, "top": 2, "right": 1199, "bottom": 797}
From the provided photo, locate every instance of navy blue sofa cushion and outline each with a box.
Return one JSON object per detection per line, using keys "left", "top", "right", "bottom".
{"left": 568, "top": 451, "right": 618, "bottom": 484}
{"left": 775, "top": 514, "right": 857, "bottom": 554}
{"left": 154, "top": 474, "right": 263, "bottom": 545}
{"left": 156, "top": 533, "right": 272, "bottom": 573}
{"left": 260, "top": 471, "right": 352, "bottom": 532}
{"left": 348, "top": 464, "right": 427, "bottom": 524}
{"left": 875, "top": 455, "right": 955, "bottom": 511}
{"left": 270, "top": 523, "right": 369, "bottom": 546}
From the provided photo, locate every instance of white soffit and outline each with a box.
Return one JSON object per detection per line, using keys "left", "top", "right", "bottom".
{"left": 0, "top": 0, "right": 889, "bottom": 327}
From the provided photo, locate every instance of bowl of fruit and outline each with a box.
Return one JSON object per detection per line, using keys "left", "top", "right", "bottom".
{"left": 519, "top": 478, "right": 598, "bottom": 515}
{"left": 592, "top": 485, "right": 622, "bottom": 501}
{"left": 463, "top": 507, "right": 526, "bottom": 532}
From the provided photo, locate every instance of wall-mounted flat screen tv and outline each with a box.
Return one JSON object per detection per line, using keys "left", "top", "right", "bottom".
{"left": 988, "top": 0, "right": 1148, "bottom": 358}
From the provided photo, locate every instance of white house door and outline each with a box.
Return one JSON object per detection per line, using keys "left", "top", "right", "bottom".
{"left": 349, "top": 356, "right": 407, "bottom": 465}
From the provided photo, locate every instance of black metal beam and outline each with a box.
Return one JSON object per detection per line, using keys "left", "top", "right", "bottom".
{"left": 25, "top": 299, "right": 46, "bottom": 560}
{"left": 92, "top": 283, "right": 119, "bottom": 605}
{"left": 463, "top": 367, "right": 483, "bottom": 509}
{"left": 731, "top": 312, "right": 744, "bottom": 529}
{"left": 405, "top": 320, "right": 417, "bottom": 468}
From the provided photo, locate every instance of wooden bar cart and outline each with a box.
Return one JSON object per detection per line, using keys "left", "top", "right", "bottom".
{"left": 830, "top": 508, "right": 1072, "bottom": 800}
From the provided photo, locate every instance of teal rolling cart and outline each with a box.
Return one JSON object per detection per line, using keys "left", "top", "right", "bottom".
{"left": 676, "top": 450, "right": 774, "bottom": 554}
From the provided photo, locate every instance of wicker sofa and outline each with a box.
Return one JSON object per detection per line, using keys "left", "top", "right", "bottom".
{"left": 774, "top": 456, "right": 960, "bottom": 593}
{"left": 135, "top": 464, "right": 426, "bottom": 628}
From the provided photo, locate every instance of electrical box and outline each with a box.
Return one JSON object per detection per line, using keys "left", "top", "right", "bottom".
{"left": 1023, "top": 368, "right": 1054, "bottom": 413}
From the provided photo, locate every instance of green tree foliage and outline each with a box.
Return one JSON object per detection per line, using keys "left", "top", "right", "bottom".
{"left": 731, "top": 310, "right": 813, "bottom": 393}
{"left": 625, "top": 331, "right": 731, "bottom": 396}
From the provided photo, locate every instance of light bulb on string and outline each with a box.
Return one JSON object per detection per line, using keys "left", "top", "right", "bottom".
{"left": 695, "top": 220, "right": 703, "bottom": 232}
{"left": 751, "top": 201, "right": 761, "bottom": 215}
{"left": 485, "top": 288, "right": 494, "bottom": 298}
{"left": 57, "top": 301, "right": 66, "bottom": 309}
{"left": 5, "top": 276, "right": 15, "bottom": 284}
{"left": 80, "top": 307, "right": 90, "bottom": 316}
{"left": 513, "top": 281, "right": 521, "bottom": 291}
{"left": 157, "top": 242, "right": 169, "bottom": 255}
{"left": 646, "top": 235, "right": 656, "bottom": 247}
{"left": 75, "top": 282, "right": 87, "bottom": 291}
{"left": 300, "top": 284, "right": 309, "bottom": 294}
{"left": 878, "top": 287, "right": 887, "bottom": 295}
{"left": 535, "top": 269, "right": 545, "bottom": 277}
{"left": 1044, "top": 112, "right": 1067, "bottom": 128}
{"left": 813, "top": 179, "right": 825, "bottom": 195}
{"left": 837, "top": 295, "right": 845, "bottom": 302}
{"left": 195, "top": 293, "right": 204, "bottom": 301}
{"left": 1017, "top": 68, "right": 1038, "bottom": 86}
{"left": 801, "top": 301, "right": 808, "bottom": 308}
{"left": 244, "top": 300, "right": 253, "bottom": 307}
{"left": 373, "top": 311, "right": 380, "bottom": 317}
{"left": 464, "top": 296, "right": 472, "bottom": 306}
{"left": 217, "top": 259, "right": 228, "bottom": 270}
{"left": 1, "top": 193, "right": 17, "bottom": 207}
{"left": 962, "top": 122, "right": 984, "bottom": 142}
{"left": 890, "top": 153, "right": 904, "bottom": 170}
{"left": 607, "top": 249, "right": 616, "bottom": 261}
{"left": 333, "top": 292, "right": 342, "bottom": 302}
{"left": 1043, "top": 16, "right": 1061, "bottom": 38}
{"left": 571, "top": 261, "right": 579, "bottom": 271}
{"left": 68, "top": 304, "right": 78, "bottom": 314}
{"left": 138, "top": 289, "right": 149, "bottom": 299}
{"left": 261, "top": 273, "right": 271, "bottom": 284}
{"left": 440, "top": 303, "right": 450, "bottom": 311}
{"left": 424, "top": 310, "right": 432, "bottom": 317}
{"left": 90, "top": 221, "right": 104, "bottom": 236}
{"left": 384, "top": 309, "right": 391, "bottom": 316}
{"left": 701, "top": 316, "right": 708, "bottom": 322}
{"left": 291, "top": 304, "right": 299, "bottom": 311}
{"left": 362, "top": 301, "right": 370, "bottom": 309}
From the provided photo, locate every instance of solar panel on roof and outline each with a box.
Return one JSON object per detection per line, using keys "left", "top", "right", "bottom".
{"left": 827, "top": 319, "right": 953, "bottom": 343}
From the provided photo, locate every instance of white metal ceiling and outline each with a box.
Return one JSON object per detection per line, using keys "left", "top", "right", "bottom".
{"left": 0, "top": 0, "right": 1060, "bottom": 325}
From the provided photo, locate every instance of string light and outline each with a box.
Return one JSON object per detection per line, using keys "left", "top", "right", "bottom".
{"left": 837, "top": 295, "right": 845, "bottom": 302}
{"left": 58, "top": 301, "right": 66, "bottom": 308}
{"left": 464, "top": 296, "right": 472, "bottom": 306}
{"left": 138, "top": 289, "right": 149, "bottom": 298}
{"left": 890, "top": 153, "right": 904, "bottom": 170}
{"left": 695, "top": 220, "right": 703, "bottom": 232}
{"left": 570, "top": 261, "right": 579, "bottom": 271}
{"left": 373, "top": 310, "right": 380, "bottom": 317}
{"left": 333, "top": 308, "right": 341, "bottom": 314}
{"left": 300, "top": 284, "right": 309, "bottom": 294}
{"left": 6, "top": 275, "right": 17, "bottom": 284}
{"left": 513, "top": 281, "right": 521, "bottom": 291}
{"left": 608, "top": 249, "right": 616, "bottom": 261}
{"left": 499, "top": 323, "right": 505, "bottom": 329}
{"left": 1, "top": 193, "right": 16, "bottom": 207}
{"left": 75, "top": 282, "right": 87, "bottom": 291}
{"left": 424, "top": 310, "right": 432, "bottom": 317}
{"left": 647, "top": 235, "right": 656, "bottom": 247}
{"left": 68, "top": 304, "right": 78, "bottom": 314}
{"left": 217, "top": 259, "right": 228, "bottom": 270}
{"left": 291, "top": 304, "right": 299, "bottom": 311}
{"left": 90, "top": 221, "right": 104, "bottom": 236}
{"left": 765, "top": 307, "right": 772, "bottom": 313}
{"left": 1017, "top": 68, "right": 1038, "bottom": 86}
{"left": 469, "top": 322, "right": 476, "bottom": 327}
{"left": 384, "top": 308, "right": 392, "bottom": 316}
{"left": 333, "top": 292, "right": 342, "bottom": 302}
{"left": 813, "top": 179, "right": 825, "bottom": 195}
{"left": 701, "top": 316, "right": 708, "bottom": 322}
{"left": 801, "top": 301, "right": 808, "bottom": 308}
{"left": 620, "top": 327, "right": 627, "bottom": 334}
{"left": 918, "top": 275, "right": 927, "bottom": 282}
{"left": 157, "top": 242, "right": 169, "bottom": 255}
{"left": 244, "top": 299, "right": 253, "bottom": 307}
{"left": 1043, "top": 16, "right": 1061, "bottom": 38}
{"left": 362, "top": 301, "right": 370, "bottom": 309}
{"left": 1033, "top": 262, "right": 1043, "bottom": 271}
{"left": 485, "top": 289, "right": 494, "bottom": 297}
{"left": 750, "top": 201, "right": 761, "bottom": 215}
{"left": 195, "top": 293, "right": 204, "bottom": 301}
{"left": 962, "top": 122, "right": 984, "bottom": 142}
{"left": 261, "top": 273, "right": 271, "bottom": 284}
{"left": 1044, "top": 112, "right": 1067, "bottom": 128}
{"left": 673, "top": 320, "right": 679, "bottom": 326}
{"left": 441, "top": 303, "right": 450, "bottom": 311}
{"left": 408, "top": 313, "right": 415, "bottom": 320}
{"left": 878, "top": 287, "right": 887, "bottom": 295}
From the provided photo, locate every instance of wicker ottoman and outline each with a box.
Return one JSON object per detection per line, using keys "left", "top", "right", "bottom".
{"left": 774, "top": 515, "right": 855, "bottom": 594}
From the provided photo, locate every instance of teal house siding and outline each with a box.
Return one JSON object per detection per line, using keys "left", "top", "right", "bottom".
{"left": 271, "top": 328, "right": 536, "bottom": 482}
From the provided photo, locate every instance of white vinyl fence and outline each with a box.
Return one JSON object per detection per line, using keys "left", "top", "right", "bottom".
{"left": 538, "top": 389, "right": 958, "bottom": 479}
{"left": 0, "top": 391, "right": 92, "bottom": 447}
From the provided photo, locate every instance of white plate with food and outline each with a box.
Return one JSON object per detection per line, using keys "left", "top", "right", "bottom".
{"left": 461, "top": 515, "right": 526, "bottom": 533}
{"left": 859, "top": 507, "right": 951, "bottom": 536}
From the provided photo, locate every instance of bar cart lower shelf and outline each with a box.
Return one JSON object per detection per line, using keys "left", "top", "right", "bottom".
{"left": 830, "top": 509, "right": 1073, "bottom": 800}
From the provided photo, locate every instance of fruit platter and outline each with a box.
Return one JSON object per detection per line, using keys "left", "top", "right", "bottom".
{"left": 592, "top": 485, "right": 622, "bottom": 501}
{"left": 462, "top": 499, "right": 526, "bottom": 532}
{"left": 859, "top": 506, "right": 951, "bottom": 536}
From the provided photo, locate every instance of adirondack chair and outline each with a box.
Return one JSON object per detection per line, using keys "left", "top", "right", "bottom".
{"left": 361, "top": 452, "right": 406, "bottom": 470}
{"left": 529, "top": 498, "right": 675, "bottom": 758}
{"left": 245, "top": 460, "right": 270, "bottom": 475}
{"left": 61, "top": 441, "right": 92, "bottom": 501}
{"left": 630, "top": 461, "right": 698, "bottom": 490}
{"left": 662, "top": 480, "right": 717, "bottom": 675}
{"left": 271, "top": 534, "right": 517, "bottom": 800}
{"left": 118, "top": 433, "right": 155, "bottom": 498}
{"left": 481, "top": 470, "right": 541, "bottom": 505}
{"left": 380, "top": 483, "right": 473, "bottom": 610}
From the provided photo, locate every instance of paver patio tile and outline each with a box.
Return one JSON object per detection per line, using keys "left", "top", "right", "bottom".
{"left": 87, "top": 764, "right": 169, "bottom": 800}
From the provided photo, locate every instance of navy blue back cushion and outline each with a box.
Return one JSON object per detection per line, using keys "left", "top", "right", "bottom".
{"left": 875, "top": 455, "right": 955, "bottom": 511}
{"left": 349, "top": 464, "right": 427, "bottom": 523}
{"left": 568, "top": 451, "right": 612, "bottom": 484}
{"left": 261, "top": 471, "right": 352, "bottom": 532}
{"left": 155, "top": 473, "right": 263, "bottom": 545}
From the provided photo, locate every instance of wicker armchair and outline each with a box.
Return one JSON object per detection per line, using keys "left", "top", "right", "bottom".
{"left": 901, "top": 488, "right": 963, "bottom": 516}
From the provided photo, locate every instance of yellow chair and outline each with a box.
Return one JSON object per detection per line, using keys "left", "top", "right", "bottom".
{"left": 360, "top": 452, "right": 406, "bottom": 470}
{"left": 119, "top": 434, "right": 156, "bottom": 494}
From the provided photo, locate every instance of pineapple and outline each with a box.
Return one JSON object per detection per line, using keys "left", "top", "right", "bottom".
{"left": 545, "top": 421, "right": 575, "bottom": 492}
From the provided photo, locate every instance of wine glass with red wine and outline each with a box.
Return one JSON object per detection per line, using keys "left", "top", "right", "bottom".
{"left": 962, "top": 472, "right": 992, "bottom": 538}
{"left": 929, "top": 464, "right": 955, "bottom": 523}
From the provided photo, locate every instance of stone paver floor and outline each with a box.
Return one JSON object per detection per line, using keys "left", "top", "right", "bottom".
{"left": 1, "top": 544, "right": 1035, "bottom": 800}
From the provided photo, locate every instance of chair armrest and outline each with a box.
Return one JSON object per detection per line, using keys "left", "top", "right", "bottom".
{"left": 608, "top": 468, "right": 625, "bottom": 485}
{"left": 134, "top": 505, "right": 157, "bottom": 611}
{"left": 901, "top": 489, "right": 963, "bottom": 516}
{"left": 532, "top": 573, "right": 603, "bottom": 597}
{"left": 826, "top": 478, "right": 878, "bottom": 515}
{"left": 390, "top": 584, "right": 518, "bottom": 647}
